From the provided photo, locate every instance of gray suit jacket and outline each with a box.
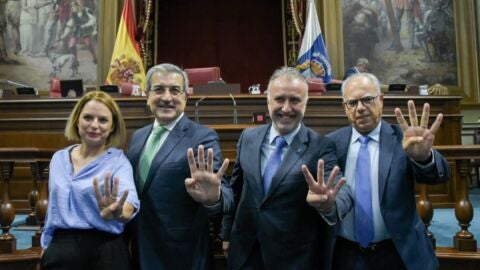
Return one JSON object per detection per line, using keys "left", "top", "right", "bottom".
{"left": 127, "top": 115, "right": 233, "bottom": 270}
{"left": 223, "top": 123, "right": 353, "bottom": 270}
{"left": 327, "top": 120, "right": 451, "bottom": 270}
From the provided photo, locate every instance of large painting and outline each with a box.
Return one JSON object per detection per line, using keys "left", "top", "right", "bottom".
{"left": 342, "top": 0, "right": 457, "bottom": 86}
{"left": 0, "top": 0, "right": 98, "bottom": 91}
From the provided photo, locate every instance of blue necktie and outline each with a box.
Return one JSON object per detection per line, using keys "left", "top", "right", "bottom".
{"left": 355, "top": 136, "right": 374, "bottom": 247}
{"left": 263, "top": 136, "right": 287, "bottom": 195}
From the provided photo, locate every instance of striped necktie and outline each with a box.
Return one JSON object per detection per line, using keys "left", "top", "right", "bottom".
{"left": 354, "top": 135, "right": 374, "bottom": 247}
{"left": 138, "top": 126, "right": 166, "bottom": 190}
{"left": 263, "top": 136, "right": 287, "bottom": 195}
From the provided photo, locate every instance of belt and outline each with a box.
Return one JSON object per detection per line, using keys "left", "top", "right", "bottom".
{"left": 337, "top": 237, "right": 394, "bottom": 253}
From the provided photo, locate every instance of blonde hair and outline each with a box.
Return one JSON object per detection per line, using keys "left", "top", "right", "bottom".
{"left": 64, "top": 91, "right": 126, "bottom": 148}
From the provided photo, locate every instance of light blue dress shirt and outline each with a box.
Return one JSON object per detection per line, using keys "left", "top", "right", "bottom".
{"left": 260, "top": 124, "right": 301, "bottom": 177}
{"left": 41, "top": 146, "right": 140, "bottom": 248}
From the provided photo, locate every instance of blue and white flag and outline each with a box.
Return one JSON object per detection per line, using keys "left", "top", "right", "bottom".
{"left": 296, "top": 0, "right": 333, "bottom": 83}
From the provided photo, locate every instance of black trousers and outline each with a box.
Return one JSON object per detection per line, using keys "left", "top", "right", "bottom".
{"left": 239, "top": 240, "right": 266, "bottom": 270}
{"left": 332, "top": 237, "right": 406, "bottom": 270}
{"left": 41, "top": 229, "right": 131, "bottom": 270}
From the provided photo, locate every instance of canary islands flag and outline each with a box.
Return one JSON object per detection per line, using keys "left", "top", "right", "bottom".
{"left": 106, "top": 0, "right": 146, "bottom": 91}
{"left": 296, "top": 0, "right": 333, "bottom": 83}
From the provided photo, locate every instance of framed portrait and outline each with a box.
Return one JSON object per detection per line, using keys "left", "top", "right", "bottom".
{"left": 322, "top": 0, "right": 479, "bottom": 104}
{"left": 0, "top": 0, "right": 99, "bottom": 93}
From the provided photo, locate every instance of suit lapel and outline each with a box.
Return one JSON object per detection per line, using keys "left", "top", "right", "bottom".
{"left": 263, "top": 124, "right": 309, "bottom": 200}
{"left": 131, "top": 125, "right": 154, "bottom": 192}
{"left": 336, "top": 128, "right": 353, "bottom": 169}
{"left": 250, "top": 125, "right": 270, "bottom": 200}
{"left": 378, "top": 120, "right": 396, "bottom": 201}
{"left": 142, "top": 116, "right": 189, "bottom": 193}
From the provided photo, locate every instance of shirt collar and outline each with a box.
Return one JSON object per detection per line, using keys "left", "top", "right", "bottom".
{"left": 268, "top": 123, "right": 302, "bottom": 146}
{"left": 351, "top": 121, "right": 381, "bottom": 144}
{"left": 153, "top": 112, "right": 184, "bottom": 131}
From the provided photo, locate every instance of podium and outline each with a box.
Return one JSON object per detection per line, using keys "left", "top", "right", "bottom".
{"left": 193, "top": 83, "right": 241, "bottom": 95}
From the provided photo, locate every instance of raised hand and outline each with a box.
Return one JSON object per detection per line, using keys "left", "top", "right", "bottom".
{"left": 93, "top": 172, "right": 129, "bottom": 221}
{"left": 185, "top": 145, "right": 229, "bottom": 205}
{"left": 302, "top": 159, "right": 346, "bottom": 212}
{"left": 394, "top": 100, "right": 443, "bottom": 162}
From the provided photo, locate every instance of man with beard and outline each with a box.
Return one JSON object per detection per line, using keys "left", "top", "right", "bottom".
{"left": 222, "top": 66, "right": 353, "bottom": 269}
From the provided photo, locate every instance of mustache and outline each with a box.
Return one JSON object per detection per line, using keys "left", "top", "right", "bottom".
{"left": 155, "top": 102, "right": 175, "bottom": 108}
{"left": 276, "top": 111, "right": 296, "bottom": 117}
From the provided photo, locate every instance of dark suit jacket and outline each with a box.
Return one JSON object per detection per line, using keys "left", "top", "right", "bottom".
{"left": 126, "top": 115, "right": 233, "bottom": 270}
{"left": 223, "top": 123, "right": 353, "bottom": 270}
{"left": 342, "top": 67, "right": 358, "bottom": 80}
{"left": 327, "top": 120, "right": 451, "bottom": 270}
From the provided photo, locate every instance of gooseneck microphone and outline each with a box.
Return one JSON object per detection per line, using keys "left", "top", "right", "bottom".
{"left": 195, "top": 96, "right": 206, "bottom": 123}
{"left": 229, "top": 93, "right": 238, "bottom": 124}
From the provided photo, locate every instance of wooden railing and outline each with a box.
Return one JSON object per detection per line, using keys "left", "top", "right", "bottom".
{"left": 0, "top": 144, "right": 479, "bottom": 269}
{"left": 0, "top": 148, "right": 55, "bottom": 270}
{"left": 424, "top": 145, "right": 480, "bottom": 269}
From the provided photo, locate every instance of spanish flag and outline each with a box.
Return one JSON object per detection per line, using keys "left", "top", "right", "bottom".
{"left": 106, "top": 0, "right": 146, "bottom": 91}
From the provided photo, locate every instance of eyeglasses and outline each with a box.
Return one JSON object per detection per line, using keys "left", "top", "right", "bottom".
{"left": 343, "top": 95, "right": 378, "bottom": 109}
{"left": 150, "top": 85, "right": 185, "bottom": 96}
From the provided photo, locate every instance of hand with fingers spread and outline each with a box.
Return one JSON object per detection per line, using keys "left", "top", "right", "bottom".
{"left": 394, "top": 100, "right": 443, "bottom": 162}
{"left": 93, "top": 172, "right": 130, "bottom": 222}
{"left": 302, "top": 159, "right": 346, "bottom": 212}
{"left": 185, "top": 145, "right": 230, "bottom": 205}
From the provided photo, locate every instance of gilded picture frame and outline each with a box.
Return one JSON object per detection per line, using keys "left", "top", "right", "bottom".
{"left": 322, "top": 0, "right": 479, "bottom": 104}
{"left": 0, "top": 0, "right": 100, "bottom": 93}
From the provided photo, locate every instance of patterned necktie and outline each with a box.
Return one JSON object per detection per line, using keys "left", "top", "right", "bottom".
{"left": 354, "top": 135, "right": 374, "bottom": 247}
{"left": 263, "top": 136, "right": 287, "bottom": 195}
{"left": 139, "top": 126, "right": 166, "bottom": 190}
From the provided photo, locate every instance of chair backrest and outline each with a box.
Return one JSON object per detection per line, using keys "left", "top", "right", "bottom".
{"left": 306, "top": 78, "right": 325, "bottom": 93}
{"left": 49, "top": 77, "right": 61, "bottom": 98}
{"left": 184, "top": 67, "right": 221, "bottom": 87}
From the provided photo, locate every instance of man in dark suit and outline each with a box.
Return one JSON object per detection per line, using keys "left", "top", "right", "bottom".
{"left": 343, "top": 57, "right": 369, "bottom": 80}
{"left": 328, "top": 73, "right": 450, "bottom": 270}
{"left": 127, "top": 63, "right": 233, "bottom": 270}
{"left": 222, "top": 67, "right": 353, "bottom": 270}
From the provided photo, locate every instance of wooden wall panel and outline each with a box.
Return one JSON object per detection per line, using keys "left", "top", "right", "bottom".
{"left": 154, "top": 0, "right": 284, "bottom": 92}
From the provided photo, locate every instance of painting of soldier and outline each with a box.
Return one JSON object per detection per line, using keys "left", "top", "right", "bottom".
{"left": 342, "top": 0, "right": 457, "bottom": 86}
{"left": 0, "top": 0, "right": 98, "bottom": 92}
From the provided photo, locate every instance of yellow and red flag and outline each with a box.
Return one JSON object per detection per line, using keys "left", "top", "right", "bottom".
{"left": 106, "top": 0, "right": 146, "bottom": 91}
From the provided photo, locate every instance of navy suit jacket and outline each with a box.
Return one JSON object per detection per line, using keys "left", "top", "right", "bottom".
{"left": 223, "top": 124, "right": 353, "bottom": 270}
{"left": 126, "top": 115, "right": 233, "bottom": 270}
{"left": 327, "top": 120, "right": 451, "bottom": 270}
{"left": 342, "top": 67, "right": 358, "bottom": 80}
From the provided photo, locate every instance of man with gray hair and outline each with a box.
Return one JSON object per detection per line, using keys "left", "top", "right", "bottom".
{"left": 328, "top": 72, "right": 450, "bottom": 269}
{"left": 343, "top": 57, "right": 369, "bottom": 80}
{"left": 222, "top": 66, "right": 353, "bottom": 269}
{"left": 127, "top": 63, "right": 233, "bottom": 270}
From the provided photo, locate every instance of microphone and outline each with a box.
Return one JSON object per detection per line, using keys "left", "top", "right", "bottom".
{"left": 195, "top": 96, "right": 206, "bottom": 123}
{"left": 229, "top": 93, "right": 238, "bottom": 124}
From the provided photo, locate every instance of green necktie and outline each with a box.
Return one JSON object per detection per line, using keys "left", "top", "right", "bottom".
{"left": 139, "top": 126, "right": 166, "bottom": 190}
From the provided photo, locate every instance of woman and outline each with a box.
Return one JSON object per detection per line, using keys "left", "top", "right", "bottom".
{"left": 41, "top": 91, "right": 139, "bottom": 270}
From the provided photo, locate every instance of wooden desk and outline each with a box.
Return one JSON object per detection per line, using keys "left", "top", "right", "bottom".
{"left": 0, "top": 94, "right": 463, "bottom": 209}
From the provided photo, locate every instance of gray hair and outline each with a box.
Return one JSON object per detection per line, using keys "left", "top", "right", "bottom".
{"left": 267, "top": 66, "right": 308, "bottom": 98}
{"left": 356, "top": 57, "right": 369, "bottom": 66}
{"left": 341, "top": 72, "right": 381, "bottom": 99}
{"left": 145, "top": 63, "right": 189, "bottom": 92}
